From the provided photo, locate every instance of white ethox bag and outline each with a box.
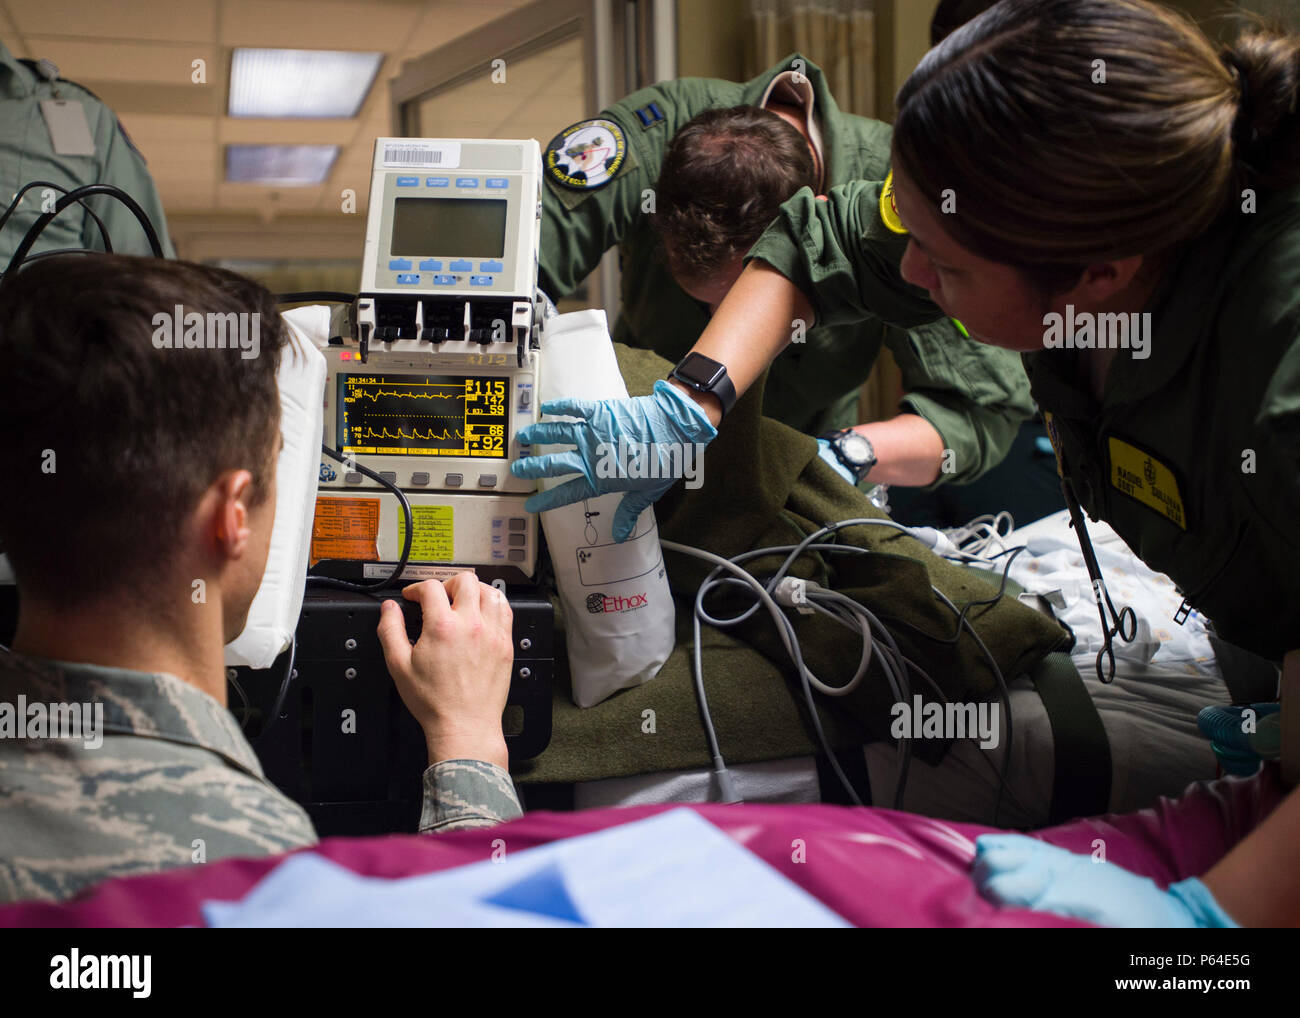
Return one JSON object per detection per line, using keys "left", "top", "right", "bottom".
{"left": 536, "top": 309, "right": 675, "bottom": 707}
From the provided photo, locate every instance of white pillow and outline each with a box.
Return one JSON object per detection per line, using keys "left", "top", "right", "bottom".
{"left": 224, "top": 305, "right": 328, "bottom": 669}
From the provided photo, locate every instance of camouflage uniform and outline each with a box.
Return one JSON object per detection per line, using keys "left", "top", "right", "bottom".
{"left": 0, "top": 650, "right": 522, "bottom": 904}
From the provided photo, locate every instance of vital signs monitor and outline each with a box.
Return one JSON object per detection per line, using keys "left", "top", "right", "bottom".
{"left": 315, "top": 138, "right": 543, "bottom": 585}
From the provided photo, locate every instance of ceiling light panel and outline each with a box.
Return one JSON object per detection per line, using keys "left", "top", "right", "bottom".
{"left": 229, "top": 48, "right": 382, "bottom": 118}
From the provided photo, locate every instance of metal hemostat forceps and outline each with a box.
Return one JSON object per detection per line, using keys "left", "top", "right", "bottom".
{"left": 1061, "top": 476, "right": 1136, "bottom": 683}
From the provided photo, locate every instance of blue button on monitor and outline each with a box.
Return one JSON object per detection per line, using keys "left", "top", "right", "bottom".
{"left": 456, "top": 177, "right": 479, "bottom": 188}
{"left": 388, "top": 258, "right": 412, "bottom": 271}
{"left": 470, "top": 275, "right": 494, "bottom": 286}
{"left": 426, "top": 176, "right": 449, "bottom": 187}
{"left": 432, "top": 274, "right": 455, "bottom": 285}
{"left": 396, "top": 176, "right": 419, "bottom": 187}
{"left": 479, "top": 260, "right": 504, "bottom": 273}
{"left": 418, "top": 259, "right": 442, "bottom": 271}
{"left": 396, "top": 273, "right": 420, "bottom": 285}
{"left": 449, "top": 259, "right": 472, "bottom": 271}
{"left": 486, "top": 178, "right": 509, "bottom": 189}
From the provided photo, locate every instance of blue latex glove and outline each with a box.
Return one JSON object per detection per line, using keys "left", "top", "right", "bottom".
{"left": 972, "top": 834, "right": 1238, "bottom": 928}
{"left": 511, "top": 379, "right": 717, "bottom": 541}
{"left": 816, "top": 438, "right": 858, "bottom": 486}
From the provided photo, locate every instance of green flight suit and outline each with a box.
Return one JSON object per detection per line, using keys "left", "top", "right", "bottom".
{"left": 0, "top": 41, "right": 174, "bottom": 264}
{"left": 1028, "top": 188, "right": 1300, "bottom": 663}
{"left": 751, "top": 174, "right": 1300, "bottom": 662}
{"left": 538, "top": 54, "right": 1033, "bottom": 485}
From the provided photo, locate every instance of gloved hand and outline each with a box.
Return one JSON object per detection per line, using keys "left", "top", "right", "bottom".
{"left": 972, "top": 834, "right": 1239, "bottom": 928}
{"left": 816, "top": 438, "right": 858, "bottom": 486}
{"left": 511, "top": 379, "right": 717, "bottom": 542}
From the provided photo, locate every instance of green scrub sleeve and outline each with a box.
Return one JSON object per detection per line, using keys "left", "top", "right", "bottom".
{"left": 744, "top": 180, "right": 943, "bottom": 331}
{"left": 888, "top": 317, "right": 1036, "bottom": 487}
{"left": 747, "top": 180, "right": 1032, "bottom": 485}
{"left": 88, "top": 111, "right": 175, "bottom": 258}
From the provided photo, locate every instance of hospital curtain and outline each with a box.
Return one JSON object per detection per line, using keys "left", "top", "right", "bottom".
{"left": 742, "top": 0, "right": 899, "bottom": 428}
{"left": 743, "top": 0, "right": 877, "bottom": 117}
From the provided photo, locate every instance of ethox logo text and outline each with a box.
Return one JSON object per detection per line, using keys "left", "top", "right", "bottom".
{"left": 585, "top": 591, "right": 648, "bottom": 614}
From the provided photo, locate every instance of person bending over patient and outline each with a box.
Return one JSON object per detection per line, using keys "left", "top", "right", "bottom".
{"left": 0, "top": 255, "right": 522, "bottom": 904}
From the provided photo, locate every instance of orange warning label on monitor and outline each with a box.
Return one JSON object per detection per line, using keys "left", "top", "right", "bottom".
{"left": 310, "top": 497, "right": 381, "bottom": 565}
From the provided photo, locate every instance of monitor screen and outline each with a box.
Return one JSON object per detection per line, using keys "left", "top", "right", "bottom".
{"left": 338, "top": 373, "right": 508, "bottom": 458}
{"left": 390, "top": 197, "right": 507, "bottom": 258}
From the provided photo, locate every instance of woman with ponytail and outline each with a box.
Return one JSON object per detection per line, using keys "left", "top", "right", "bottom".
{"left": 880, "top": 0, "right": 1300, "bottom": 929}
{"left": 513, "top": 0, "right": 1300, "bottom": 926}
{"left": 884, "top": 0, "right": 1300, "bottom": 664}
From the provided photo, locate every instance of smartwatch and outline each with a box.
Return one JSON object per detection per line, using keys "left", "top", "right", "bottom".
{"left": 670, "top": 352, "right": 737, "bottom": 419}
{"left": 819, "top": 428, "right": 877, "bottom": 483}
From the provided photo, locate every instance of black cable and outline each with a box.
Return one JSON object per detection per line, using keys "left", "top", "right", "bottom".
{"left": 679, "top": 545, "right": 869, "bottom": 806}
{"left": 870, "top": 543, "right": 1024, "bottom": 823}
{"left": 0, "top": 180, "right": 113, "bottom": 255}
{"left": 765, "top": 542, "right": 1027, "bottom": 816}
{"left": 255, "top": 635, "right": 298, "bottom": 747}
{"left": 671, "top": 532, "right": 908, "bottom": 807}
{"left": 307, "top": 444, "right": 414, "bottom": 593}
{"left": 227, "top": 671, "right": 252, "bottom": 730}
{"left": 808, "top": 531, "right": 1033, "bottom": 823}
{"left": 5, "top": 184, "right": 163, "bottom": 276}
{"left": 665, "top": 519, "right": 1027, "bottom": 814}
{"left": 929, "top": 545, "right": 1028, "bottom": 647}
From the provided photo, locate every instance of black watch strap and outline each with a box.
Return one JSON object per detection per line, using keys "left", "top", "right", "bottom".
{"left": 819, "top": 428, "right": 877, "bottom": 482}
{"left": 670, "top": 352, "right": 737, "bottom": 419}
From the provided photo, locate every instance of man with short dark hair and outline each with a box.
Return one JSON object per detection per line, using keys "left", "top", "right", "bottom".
{"left": 0, "top": 255, "right": 521, "bottom": 903}
{"left": 653, "top": 106, "right": 817, "bottom": 303}
{"left": 538, "top": 54, "right": 1034, "bottom": 488}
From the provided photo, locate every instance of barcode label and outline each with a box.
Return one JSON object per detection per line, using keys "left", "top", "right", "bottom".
{"left": 380, "top": 140, "right": 461, "bottom": 169}
{"left": 385, "top": 146, "right": 441, "bottom": 164}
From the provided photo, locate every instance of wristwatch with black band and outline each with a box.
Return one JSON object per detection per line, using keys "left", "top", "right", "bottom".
{"left": 819, "top": 427, "right": 877, "bottom": 482}
{"left": 670, "top": 352, "right": 737, "bottom": 419}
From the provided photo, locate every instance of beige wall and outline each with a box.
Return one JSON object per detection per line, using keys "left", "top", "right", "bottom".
{"left": 675, "top": 0, "right": 747, "bottom": 81}
{"left": 873, "top": 0, "right": 937, "bottom": 120}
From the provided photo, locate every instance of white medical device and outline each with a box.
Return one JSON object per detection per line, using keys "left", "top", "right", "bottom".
{"left": 315, "top": 138, "right": 543, "bottom": 584}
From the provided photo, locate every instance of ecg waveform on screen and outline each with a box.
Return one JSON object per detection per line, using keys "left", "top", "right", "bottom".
{"left": 353, "top": 426, "right": 465, "bottom": 442}
{"left": 346, "top": 386, "right": 466, "bottom": 404}
{"left": 340, "top": 374, "right": 508, "bottom": 458}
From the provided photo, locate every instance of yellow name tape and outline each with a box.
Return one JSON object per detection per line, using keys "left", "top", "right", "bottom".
{"left": 1108, "top": 437, "right": 1187, "bottom": 530}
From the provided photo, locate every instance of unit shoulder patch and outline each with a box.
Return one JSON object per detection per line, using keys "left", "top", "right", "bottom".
{"left": 879, "top": 169, "right": 908, "bottom": 235}
{"left": 545, "top": 118, "right": 628, "bottom": 191}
